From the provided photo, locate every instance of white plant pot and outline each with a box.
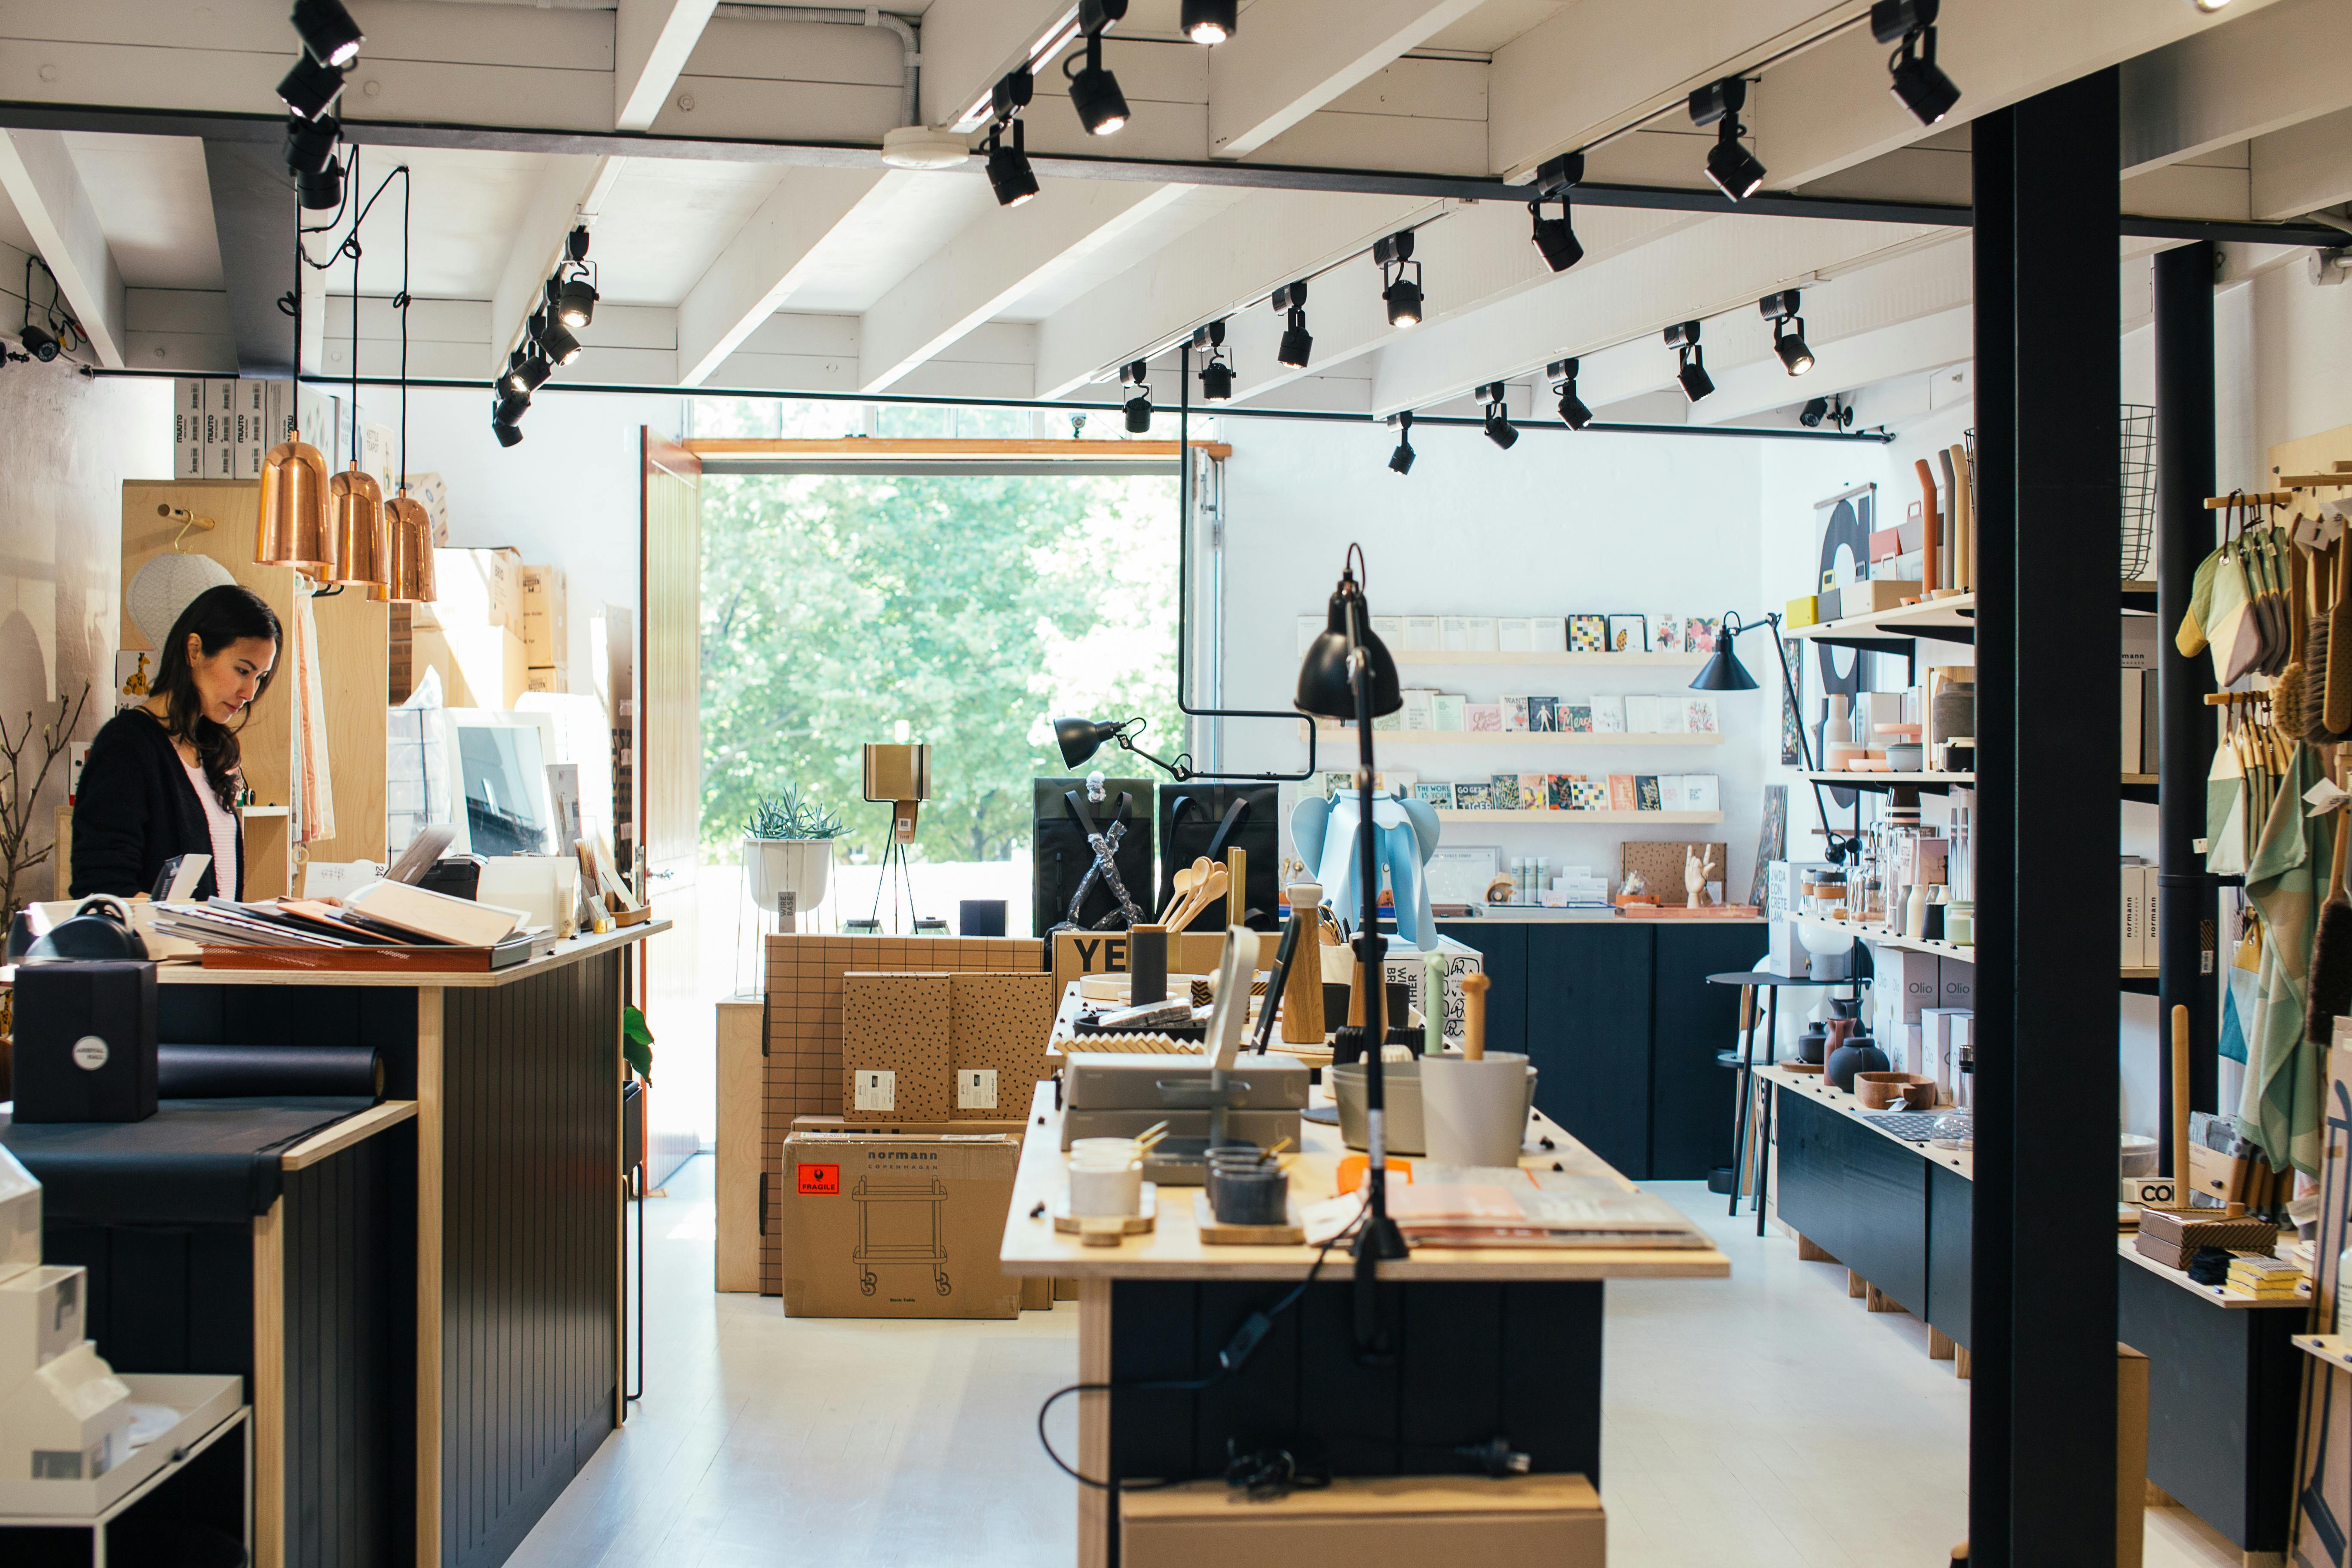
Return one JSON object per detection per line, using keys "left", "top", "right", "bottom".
{"left": 743, "top": 836, "right": 833, "bottom": 913}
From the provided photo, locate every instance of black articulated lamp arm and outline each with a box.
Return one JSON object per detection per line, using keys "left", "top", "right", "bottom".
{"left": 1716, "top": 608, "right": 1859, "bottom": 866}
{"left": 1174, "top": 338, "right": 1321, "bottom": 783}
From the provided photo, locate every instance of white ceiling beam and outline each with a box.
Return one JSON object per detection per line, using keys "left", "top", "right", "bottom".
{"left": 1368, "top": 214, "right": 1955, "bottom": 416}
{"left": 1757, "top": 0, "right": 2294, "bottom": 194}
{"left": 1204, "top": 0, "right": 1485, "bottom": 160}
{"left": 0, "top": 129, "right": 126, "bottom": 367}
{"left": 675, "top": 165, "right": 897, "bottom": 386}
{"left": 917, "top": 0, "right": 1079, "bottom": 130}
{"left": 2252, "top": 107, "right": 2352, "bottom": 220}
{"left": 1030, "top": 185, "right": 1424, "bottom": 399}
{"left": 2119, "top": 0, "right": 2352, "bottom": 177}
{"left": 616, "top": 0, "right": 721, "bottom": 132}
{"left": 857, "top": 180, "right": 1196, "bottom": 395}
{"left": 1693, "top": 302, "right": 1972, "bottom": 425}
{"left": 485, "top": 154, "right": 623, "bottom": 377}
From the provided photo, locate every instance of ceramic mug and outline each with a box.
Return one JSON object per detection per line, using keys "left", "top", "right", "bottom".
{"left": 1068, "top": 1162, "right": 1142, "bottom": 1218}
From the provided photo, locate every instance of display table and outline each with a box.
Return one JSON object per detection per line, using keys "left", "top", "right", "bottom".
{"left": 998, "top": 1080, "right": 1729, "bottom": 1568}
{"left": 5, "top": 920, "right": 662, "bottom": 1568}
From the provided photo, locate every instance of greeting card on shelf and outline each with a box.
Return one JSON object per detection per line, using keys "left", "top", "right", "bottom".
{"left": 1608, "top": 614, "right": 1649, "bottom": 654}
{"left": 1569, "top": 614, "right": 1608, "bottom": 652}
{"left": 1653, "top": 696, "right": 1691, "bottom": 735}
{"left": 1453, "top": 781, "right": 1494, "bottom": 810}
{"left": 1432, "top": 693, "right": 1466, "bottom": 732}
{"left": 1608, "top": 774, "right": 1638, "bottom": 812}
{"left": 1528, "top": 696, "right": 1559, "bottom": 733}
{"left": 1533, "top": 617, "right": 1569, "bottom": 653}
{"left": 1498, "top": 617, "right": 1534, "bottom": 652}
{"left": 1571, "top": 779, "right": 1611, "bottom": 811}
{"left": 1591, "top": 696, "right": 1625, "bottom": 734}
{"left": 1562, "top": 700, "right": 1592, "bottom": 735}
{"left": 1684, "top": 774, "right": 1721, "bottom": 812}
{"left": 1400, "top": 689, "right": 1436, "bottom": 731}
{"left": 1415, "top": 782, "right": 1452, "bottom": 807}
{"left": 1517, "top": 775, "right": 1547, "bottom": 811}
{"left": 1689, "top": 616, "right": 1721, "bottom": 654}
{"left": 1463, "top": 616, "right": 1498, "bottom": 652}
{"left": 1491, "top": 772, "right": 1521, "bottom": 805}
{"left": 1465, "top": 702, "right": 1501, "bottom": 732}
{"left": 1549, "top": 774, "right": 1580, "bottom": 810}
{"left": 1660, "top": 775, "right": 1687, "bottom": 813}
{"left": 1372, "top": 615, "right": 1405, "bottom": 645}
{"left": 1441, "top": 616, "right": 1470, "bottom": 652}
{"left": 1624, "top": 694, "right": 1660, "bottom": 734}
{"left": 1652, "top": 612, "right": 1683, "bottom": 652}
{"left": 1403, "top": 616, "right": 1442, "bottom": 651}
{"left": 1686, "top": 695, "right": 1721, "bottom": 734}
{"left": 1635, "top": 775, "right": 1663, "bottom": 812}
{"left": 1501, "top": 695, "right": 1531, "bottom": 733}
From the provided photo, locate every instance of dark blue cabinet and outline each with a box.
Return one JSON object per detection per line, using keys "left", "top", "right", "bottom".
{"left": 1524, "top": 924, "right": 1654, "bottom": 1178}
{"left": 1649, "top": 925, "right": 1769, "bottom": 1179}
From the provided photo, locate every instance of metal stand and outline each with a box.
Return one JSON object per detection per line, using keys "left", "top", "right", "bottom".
{"left": 623, "top": 1164, "right": 645, "bottom": 1406}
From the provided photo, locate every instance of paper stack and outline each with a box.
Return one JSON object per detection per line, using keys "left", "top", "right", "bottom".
{"left": 2224, "top": 1253, "right": 2305, "bottom": 1300}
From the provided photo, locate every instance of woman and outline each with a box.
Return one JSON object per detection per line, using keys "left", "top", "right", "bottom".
{"left": 72, "top": 584, "right": 281, "bottom": 903}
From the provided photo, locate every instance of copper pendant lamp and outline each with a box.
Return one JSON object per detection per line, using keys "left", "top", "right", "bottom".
{"left": 327, "top": 463, "right": 388, "bottom": 589}
{"left": 373, "top": 491, "right": 435, "bottom": 603}
{"left": 256, "top": 438, "right": 336, "bottom": 576}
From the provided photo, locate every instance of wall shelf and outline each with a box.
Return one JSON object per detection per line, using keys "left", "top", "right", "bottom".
{"left": 1393, "top": 649, "right": 1708, "bottom": 668}
{"left": 2294, "top": 1335, "right": 2352, "bottom": 1372}
{"left": 1803, "top": 770, "right": 1974, "bottom": 793}
{"left": 1383, "top": 730, "right": 1724, "bottom": 746}
{"left": 1795, "top": 914, "right": 2155, "bottom": 983}
{"left": 1434, "top": 809, "right": 1724, "bottom": 825}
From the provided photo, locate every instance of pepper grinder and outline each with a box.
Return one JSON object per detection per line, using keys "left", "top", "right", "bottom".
{"left": 1280, "top": 882, "right": 1327, "bottom": 1044}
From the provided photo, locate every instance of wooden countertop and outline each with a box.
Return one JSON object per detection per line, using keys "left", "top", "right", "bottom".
{"left": 998, "top": 1080, "right": 1731, "bottom": 1283}
{"left": 1763, "top": 1063, "right": 1974, "bottom": 1180}
{"left": 146, "top": 919, "right": 668, "bottom": 988}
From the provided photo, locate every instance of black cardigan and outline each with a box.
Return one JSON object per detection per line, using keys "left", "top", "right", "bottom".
{"left": 70, "top": 708, "right": 245, "bottom": 902}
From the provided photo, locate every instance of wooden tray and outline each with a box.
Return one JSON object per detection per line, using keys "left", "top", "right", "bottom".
{"left": 1193, "top": 1190, "right": 1306, "bottom": 1245}
{"left": 1054, "top": 1185, "right": 1158, "bottom": 1246}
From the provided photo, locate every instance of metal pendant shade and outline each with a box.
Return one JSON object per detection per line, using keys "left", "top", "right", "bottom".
{"left": 327, "top": 465, "right": 388, "bottom": 588}
{"left": 371, "top": 493, "right": 436, "bottom": 603}
{"left": 1053, "top": 716, "right": 1123, "bottom": 771}
{"left": 256, "top": 439, "right": 337, "bottom": 576}
{"left": 1295, "top": 576, "right": 1403, "bottom": 720}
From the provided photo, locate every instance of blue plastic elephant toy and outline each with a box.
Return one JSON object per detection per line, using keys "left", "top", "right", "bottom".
{"left": 1290, "top": 787, "right": 1441, "bottom": 949}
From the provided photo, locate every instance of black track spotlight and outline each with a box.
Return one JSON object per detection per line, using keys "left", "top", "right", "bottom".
{"left": 1121, "top": 360, "right": 1153, "bottom": 432}
{"left": 1194, "top": 320, "right": 1234, "bottom": 402}
{"left": 493, "top": 385, "right": 530, "bottom": 428}
{"left": 1799, "top": 395, "right": 1855, "bottom": 430}
{"left": 1387, "top": 410, "right": 1415, "bottom": 475}
{"left": 534, "top": 300, "right": 582, "bottom": 368}
{"left": 1872, "top": 1, "right": 1959, "bottom": 125}
{"left": 1527, "top": 153, "right": 1586, "bottom": 273}
{"left": 19, "top": 321, "right": 60, "bottom": 363}
{"left": 282, "top": 112, "right": 339, "bottom": 176}
{"left": 1547, "top": 358, "right": 1592, "bottom": 429}
{"left": 493, "top": 417, "right": 524, "bottom": 449}
{"left": 277, "top": 50, "right": 346, "bottom": 121}
{"left": 1760, "top": 289, "right": 1814, "bottom": 376}
{"left": 1182, "top": 0, "right": 1237, "bottom": 43}
{"left": 985, "top": 119, "right": 1039, "bottom": 208}
{"left": 1374, "top": 232, "right": 1422, "bottom": 328}
{"left": 1690, "top": 77, "right": 1765, "bottom": 201}
{"left": 505, "top": 345, "right": 551, "bottom": 396}
{"left": 556, "top": 273, "right": 598, "bottom": 330}
{"left": 1664, "top": 321, "right": 1714, "bottom": 402}
{"left": 297, "top": 156, "right": 345, "bottom": 211}
{"left": 1479, "top": 383, "right": 1519, "bottom": 451}
{"left": 1067, "top": 3, "right": 1131, "bottom": 138}
{"left": 1273, "top": 280, "right": 1313, "bottom": 369}
{"left": 291, "top": 0, "right": 365, "bottom": 68}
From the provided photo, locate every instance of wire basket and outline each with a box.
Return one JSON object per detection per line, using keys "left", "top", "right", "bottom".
{"left": 1962, "top": 412, "right": 2158, "bottom": 583}
{"left": 2119, "top": 403, "right": 2156, "bottom": 581}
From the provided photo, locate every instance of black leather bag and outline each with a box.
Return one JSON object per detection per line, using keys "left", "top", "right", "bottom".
{"left": 1032, "top": 777, "right": 1155, "bottom": 937}
{"left": 1157, "top": 784, "right": 1279, "bottom": 930}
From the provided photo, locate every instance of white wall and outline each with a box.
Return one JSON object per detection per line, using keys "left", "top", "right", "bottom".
{"left": 0, "top": 365, "right": 170, "bottom": 897}
{"left": 1214, "top": 415, "right": 1774, "bottom": 903}
{"left": 349, "top": 383, "right": 684, "bottom": 685}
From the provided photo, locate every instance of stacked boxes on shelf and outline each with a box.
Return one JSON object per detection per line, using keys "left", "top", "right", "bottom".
{"left": 521, "top": 564, "right": 568, "bottom": 692}
{"left": 172, "top": 377, "right": 337, "bottom": 481}
{"left": 414, "top": 545, "right": 525, "bottom": 708}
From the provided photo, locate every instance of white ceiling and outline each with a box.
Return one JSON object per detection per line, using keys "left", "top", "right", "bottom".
{"left": 591, "top": 159, "right": 792, "bottom": 306}
{"left": 61, "top": 132, "right": 223, "bottom": 291}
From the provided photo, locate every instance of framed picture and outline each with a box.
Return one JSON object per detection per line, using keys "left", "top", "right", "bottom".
{"left": 1428, "top": 845, "right": 1502, "bottom": 905}
{"left": 1606, "top": 614, "right": 1649, "bottom": 653}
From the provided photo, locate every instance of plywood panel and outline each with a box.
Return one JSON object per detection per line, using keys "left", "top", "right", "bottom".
{"left": 307, "top": 585, "right": 388, "bottom": 865}
{"left": 714, "top": 995, "right": 763, "bottom": 1292}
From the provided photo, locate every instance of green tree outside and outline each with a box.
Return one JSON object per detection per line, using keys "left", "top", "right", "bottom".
{"left": 699, "top": 469, "right": 1181, "bottom": 867}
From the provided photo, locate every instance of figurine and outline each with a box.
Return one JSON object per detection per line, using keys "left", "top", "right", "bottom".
{"left": 1685, "top": 845, "right": 1718, "bottom": 907}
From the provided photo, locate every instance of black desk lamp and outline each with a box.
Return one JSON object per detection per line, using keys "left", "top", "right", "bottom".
{"left": 1296, "top": 545, "right": 1410, "bottom": 1291}
{"left": 1692, "top": 609, "right": 1857, "bottom": 865}
{"left": 1051, "top": 715, "right": 1190, "bottom": 779}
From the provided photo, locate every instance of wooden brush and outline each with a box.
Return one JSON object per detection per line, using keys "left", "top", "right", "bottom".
{"left": 2328, "top": 540, "right": 2352, "bottom": 734}
{"left": 2308, "top": 779, "right": 2352, "bottom": 1047}
{"left": 2277, "top": 544, "right": 2308, "bottom": 734}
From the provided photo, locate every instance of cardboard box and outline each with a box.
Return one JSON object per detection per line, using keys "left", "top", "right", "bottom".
{"left": 521, "top": 564, "right": 568, "bottom": 666}
{"left": 405, "top": 472, "right": 451, "bottom": 544}
{"left": 433, "top": 546, "right": 524, "bottom": 634}
{"left": 172, "top": 378, "right": 206, "bottom": 478}
{"left": 523, "top": 665, "right": 570, "bottom": 695}
{"left": 778, "top": 1130, "right": 1023, "bottom": 1318}
{"left": 1049, "top": 928, "right": 1274, "bottom": 1002}
{"left": 426, "top": 622, "right": 527, "bottom": 709}
{"left": 2118, "top": 1343, "right": 2149, "bottom": 1568}
{"left": 947, "top": 971, "right": 1057, "bottom": 1114}
{"left": 842, "top": 972, "right": 953, "bottom": 1121}
{"left": 1120, "top": 1474, "right": 1604, "bottom": 1568}
{"left": 1841, "top": 580, "right": 1923, "bottom": 614}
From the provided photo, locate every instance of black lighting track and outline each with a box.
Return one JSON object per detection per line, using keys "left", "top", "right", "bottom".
{"left": 5, "top": 99, "right": 2347, "bottom": 248}
{"left": 82, "top": 367, "right": 1901, "bottom": 442}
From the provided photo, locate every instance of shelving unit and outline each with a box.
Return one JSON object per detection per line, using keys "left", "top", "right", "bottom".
{"left": 1787, "top": 591, "right": 1978, "bottom": 646}
{"left": 1435, "top": 808, "right": 1724, "bottom": 825}
{"left": 1804, "top": 770, "right": 1974, "bottom": 793}
{"left": 2294, "top": 1334, "right": 2352, "bottom": 1372}
{"left": 1386, "top": 730, "right": 1724, "bottom": 747}
{"left": 1794, "top": 914, "right": 2156, "bottom": 985}
{"left": 1393, "top": 649, "right": 1708, "bottom": 668}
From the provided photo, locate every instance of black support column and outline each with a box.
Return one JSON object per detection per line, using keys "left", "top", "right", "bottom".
{"left": 2154, "top": 241, "right": 2221, "bottom": 1142}
{"left": 1970, "top": 69, "right": 2124, "bottom": 1567}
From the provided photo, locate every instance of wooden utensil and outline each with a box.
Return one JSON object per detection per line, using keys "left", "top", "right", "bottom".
{"left": 1461, "top": 972, "right": 1491, "bottom": 1060}
{"left": 1169, "top": 867, "right": 1229, "bottom": 933}
{"left": 1914, "top": 458, "right": 1941, "bottom": 595}
{"left": 1161, "top": 858, "right": 1207, "bottom": 924}
{"left": 1947, "top": 442, "right": 1974, "bottom": 592}
{"left": 1225, "top": 846, "right": 1246, "bottom": 926}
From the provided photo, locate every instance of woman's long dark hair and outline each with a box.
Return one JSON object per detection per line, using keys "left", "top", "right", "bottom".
{"left": 151, "top": 585, "right": 282, "bottom": 811}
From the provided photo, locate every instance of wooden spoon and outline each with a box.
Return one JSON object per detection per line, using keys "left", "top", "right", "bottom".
{"left": 1170, "top": 868, "right": 1230, "bottom": 932}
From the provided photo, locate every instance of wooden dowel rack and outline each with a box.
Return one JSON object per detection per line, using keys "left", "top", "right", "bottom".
{"left": 2205, "top": 492, "right": 2296, "bottom": 508}
{"left": 2205, "top": 692, "right": 2274, "bottom": 707}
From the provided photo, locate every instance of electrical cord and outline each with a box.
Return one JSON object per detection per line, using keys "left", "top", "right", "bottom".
{"left": 1034, "top": 1192, "right": 1367, "bottom": 1490}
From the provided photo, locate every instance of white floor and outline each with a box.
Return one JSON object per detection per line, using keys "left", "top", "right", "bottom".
{"left": 513, "top": 1160, "right": 2253, "bottom": 1567}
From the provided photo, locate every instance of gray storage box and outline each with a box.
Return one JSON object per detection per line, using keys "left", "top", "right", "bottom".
{"left": 1061, "top": 1051, "right": 1310, "bottom": 1110}
{"left": 1062, "top": 1107, "right": 1302, "bottom": 1151}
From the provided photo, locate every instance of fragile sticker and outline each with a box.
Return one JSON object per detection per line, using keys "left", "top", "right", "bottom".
{"left": 797, "top": 1163, "right": 840, "bottom": 1196}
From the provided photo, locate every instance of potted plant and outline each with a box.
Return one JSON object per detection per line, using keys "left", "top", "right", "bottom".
{"left": 742, "top": 789, "right": 842, "bottom": 916}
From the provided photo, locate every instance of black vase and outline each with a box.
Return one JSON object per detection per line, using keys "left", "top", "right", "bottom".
{"left": 1827, "top": 1033, "right": 1891, "bottom": 1092}
{"left": 1796, "top": 1022, "right": 1829, "bottom": 1065}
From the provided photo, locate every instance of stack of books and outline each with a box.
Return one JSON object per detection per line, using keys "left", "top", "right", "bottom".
{"left": 2224, "top": 1253, "right": 2306, "bottom": 1301}
{"left": 151, "top": 881, "right": 537, "bottom": 969}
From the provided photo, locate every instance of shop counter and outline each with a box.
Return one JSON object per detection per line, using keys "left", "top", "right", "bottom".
{"left": 9, "top": 921, "right": 662, "bottom": 1568}
{"left": 999, "top": 1080, "right": 1728, "bottom": 1568}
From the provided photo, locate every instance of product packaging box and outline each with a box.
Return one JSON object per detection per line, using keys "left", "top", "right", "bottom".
{"left": 1874, "top": 946, "right": 1940, "bottom": 1024}
{"left": 432, "top": 545, "right": 524, "bottom": 633}
{"left": 1937, "top": 956, "right": 1974, "bottom": 1010}
{"left": 1841, "top": 580, "right": 1923, "bottom": 614}
{"left": 1919, "top": 1007, "right": 1968, "bottom": 1101}
{"left": 842, "top": 972, "right": 952, "bottom": 1121}
{"left": 522, "top": 665, "right": 570, "bottom": 694}
{"left": 1784, "top": 594, "right": 1819, "bottom": 628}
{"left": 521, "top": 563, "right": 568, "bottom": 665}
{"left": 777, "top": 1130, "right": 1023, "bottom": 1318}
{"left": 172, "top": 378, "right": 206, "bottom": 478}
{"left": 946, "top": 971, "right": 1057, "bottom": 1114}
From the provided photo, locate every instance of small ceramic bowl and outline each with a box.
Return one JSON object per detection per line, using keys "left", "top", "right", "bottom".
{"left": 1855, "top": 1071, "right": 1911, "bottom": 1110}
{"left": 2120, "top": 1133, "right": 2159, "bottom": 1178}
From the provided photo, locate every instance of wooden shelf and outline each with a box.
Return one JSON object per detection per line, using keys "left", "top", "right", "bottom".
{"left": 239, "top": 805, "right": 291, "bottom": 818}
{"left": 1787, "top": 591, "right": 1976, "bottom": 644}
{"left": 2295, "top": 1335, "right": 2352, "bottom": 1371}
{"left": 1384, "top": 730, "right": 1724, "bottom": 746}
{"left": 1796, "top": 915, "right": 2157, "bottom": 982}
{"left": 1434, "top": 809, "right": 1724, "bottom": 825}
{"left": 1803, "top": 771, "right": 1973, "bottom": 793}
{"left": 1393, "top": 650, "right": 1708, "bottom": 668}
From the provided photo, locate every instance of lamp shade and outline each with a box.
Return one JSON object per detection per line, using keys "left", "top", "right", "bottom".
{"left": 256, "top": 439, "right": 336, "bottom": 576}
{"left": 1054, "top": 717, "right": 1124, "bottom": 771}
{"left": 1295, "top": 574, "right": 1402, "bottom": 720}
{"left": 372, "top": 493, "right": 433, "bottom": 603}
{"left": 327, "top": 465, "right": 387, "bottom": 588}
{"left": 1690, "top": 641, "right": 1758, "bottom": 691}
